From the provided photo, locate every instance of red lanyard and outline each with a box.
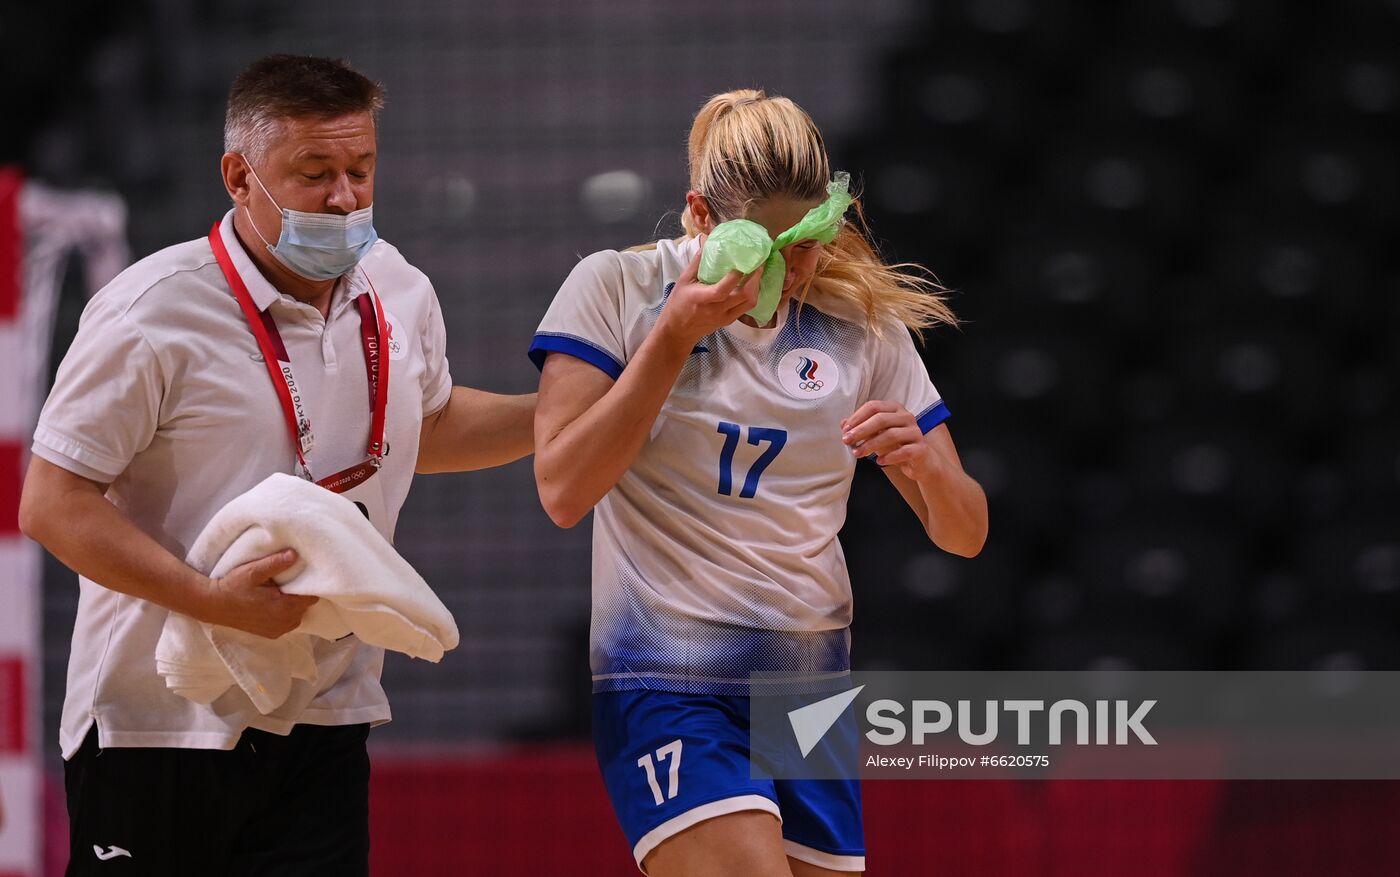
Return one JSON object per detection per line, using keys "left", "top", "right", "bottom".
{"left": 208, "top": 222, "right": 389, "bottom": 480}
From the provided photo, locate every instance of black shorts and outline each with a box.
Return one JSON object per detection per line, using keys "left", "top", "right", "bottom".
{"left": 64, "top": 722, "right": 370, "bottom": 877}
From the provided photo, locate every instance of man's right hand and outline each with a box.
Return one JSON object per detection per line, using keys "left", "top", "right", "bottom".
{"left": 199, "top": 549, "right": 319, "bottom": 639}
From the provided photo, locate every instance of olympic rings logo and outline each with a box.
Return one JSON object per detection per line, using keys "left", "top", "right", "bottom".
{"left": 785, "top": 351, "right": 837, "bottom": 397}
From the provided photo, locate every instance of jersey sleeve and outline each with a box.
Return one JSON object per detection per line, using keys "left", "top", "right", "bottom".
{"left": 32, "top": 296, "right": 164, "bottom": 482}
{"left": 866, "top": 321, "right": 950, "bottom": 434}
{"left": 420, "top": 288, "right": 453, "bottom": 416}
{"left": 528, "top": 250, "right": 627, "bottom": 380}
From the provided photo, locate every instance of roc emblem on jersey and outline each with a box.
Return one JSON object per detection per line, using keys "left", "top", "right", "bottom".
{"left": 777, "top": 347, "right": 840, "bottom": 400}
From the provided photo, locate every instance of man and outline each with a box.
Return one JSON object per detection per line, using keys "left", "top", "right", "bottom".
{"left": 18, "top": 55, "right": 534, "bottom": 875}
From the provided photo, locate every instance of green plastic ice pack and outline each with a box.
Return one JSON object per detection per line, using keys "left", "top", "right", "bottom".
{"left": 697, "top": 172, "right": 852, "bottom": 324}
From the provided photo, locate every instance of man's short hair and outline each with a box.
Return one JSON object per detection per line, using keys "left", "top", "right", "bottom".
{"left": 224, "top": 55, "right": 385, "bottom": 163}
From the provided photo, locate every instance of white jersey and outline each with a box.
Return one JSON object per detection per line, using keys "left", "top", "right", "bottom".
{"left": 530, "top": 236, "right": 948, "bottom": 694}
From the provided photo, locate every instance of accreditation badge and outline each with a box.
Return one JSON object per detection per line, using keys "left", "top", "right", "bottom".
{"left": 316, "top": 459, "right": 392, "bottom": 542}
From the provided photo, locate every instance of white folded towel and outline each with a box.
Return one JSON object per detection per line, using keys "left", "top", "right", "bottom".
{"left": 155, "top": 472, "right": 460, "bottom": 714}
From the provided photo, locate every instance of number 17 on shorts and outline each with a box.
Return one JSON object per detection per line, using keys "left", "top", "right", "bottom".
{"left": 637, "top": 740, "right": 683, "bottom": 805}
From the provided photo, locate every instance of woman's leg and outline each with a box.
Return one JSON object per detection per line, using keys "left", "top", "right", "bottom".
{"left": 643, "top": 810, "right": 792, "bottom": 877}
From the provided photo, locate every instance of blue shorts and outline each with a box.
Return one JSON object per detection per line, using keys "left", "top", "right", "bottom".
{"left": 593, "top": 690, "right": 865, "bottom": 872}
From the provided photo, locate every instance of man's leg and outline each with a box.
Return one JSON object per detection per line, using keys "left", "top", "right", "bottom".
{"left": 227, "top": 723, "right": 371, "bottom": 877}
{"left": 64, "top": 728, "right": 249, "bottom": 877}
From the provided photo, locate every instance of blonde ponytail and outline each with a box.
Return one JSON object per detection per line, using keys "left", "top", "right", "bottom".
{"left": 681, "top": 89, "right": 828, "bottom": 237}
{"left": 676, "top": 89, "right": 956, "bottom": 334}
{"left": 686, "top": 89, "right": 764, "bottom": 187}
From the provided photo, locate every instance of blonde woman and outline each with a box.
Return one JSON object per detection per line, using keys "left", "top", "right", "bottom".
{"left": 530, "top": 90, "right": 988, "bottom": 876}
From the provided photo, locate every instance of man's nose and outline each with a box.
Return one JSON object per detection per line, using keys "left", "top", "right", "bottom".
{"left": 325, "top": 174, "right": 357, "bottom": 214}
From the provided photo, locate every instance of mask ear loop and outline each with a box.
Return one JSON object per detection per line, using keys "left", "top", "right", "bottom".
{"left": 239, "top": 157, "right": 283, "bottom": 251}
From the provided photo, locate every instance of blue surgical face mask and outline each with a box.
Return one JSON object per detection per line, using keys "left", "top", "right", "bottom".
{"left": 243, "top": 162, "right": 378, "bottom": 281}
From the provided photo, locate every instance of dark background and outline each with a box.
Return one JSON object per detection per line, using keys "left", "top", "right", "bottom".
{"left": 6, "top": 0, "right": 1399, "bottom": 872}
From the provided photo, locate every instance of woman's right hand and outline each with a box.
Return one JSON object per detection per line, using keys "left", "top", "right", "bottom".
{"left": 653, "top": 237, "right": 761, "bottom": 349}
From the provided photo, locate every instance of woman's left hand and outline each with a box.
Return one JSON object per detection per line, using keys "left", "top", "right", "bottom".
{"left": 840, "top": 400, "right": 941, "bottom": 481}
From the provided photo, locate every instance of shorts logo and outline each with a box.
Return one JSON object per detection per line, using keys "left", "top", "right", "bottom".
{"left": 93, "top": 845, "right": 132, "bottom": 861}
{"left": 778, "top": 348, "right": 840, "bottom": 400}
{"left": 384, "top": 311, "right": 407, "bottom": 361}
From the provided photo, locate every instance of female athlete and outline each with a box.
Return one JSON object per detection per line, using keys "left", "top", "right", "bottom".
{"left": 530, "top": 89, "right": 988, "bottom": 876}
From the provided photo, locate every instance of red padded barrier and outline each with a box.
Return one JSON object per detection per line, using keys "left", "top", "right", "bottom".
{"left": 369, "top": 746, "right": 1400, "bottom": 875}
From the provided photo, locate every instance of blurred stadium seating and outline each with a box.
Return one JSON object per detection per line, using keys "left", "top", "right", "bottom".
{"left": 840, "top": 0, "right": 1400, "bottom": 683}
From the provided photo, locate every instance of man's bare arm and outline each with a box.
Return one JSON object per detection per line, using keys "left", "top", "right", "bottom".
{"left": 416, "top": 387, "right": 537, "bottom": 474}
{"left": 19, "top": 456, "right": 315, "bottom": 638}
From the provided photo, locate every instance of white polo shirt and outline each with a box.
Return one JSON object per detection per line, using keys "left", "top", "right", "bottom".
{"left": 33, "top": 211, "right": 453, "bottom": 758}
